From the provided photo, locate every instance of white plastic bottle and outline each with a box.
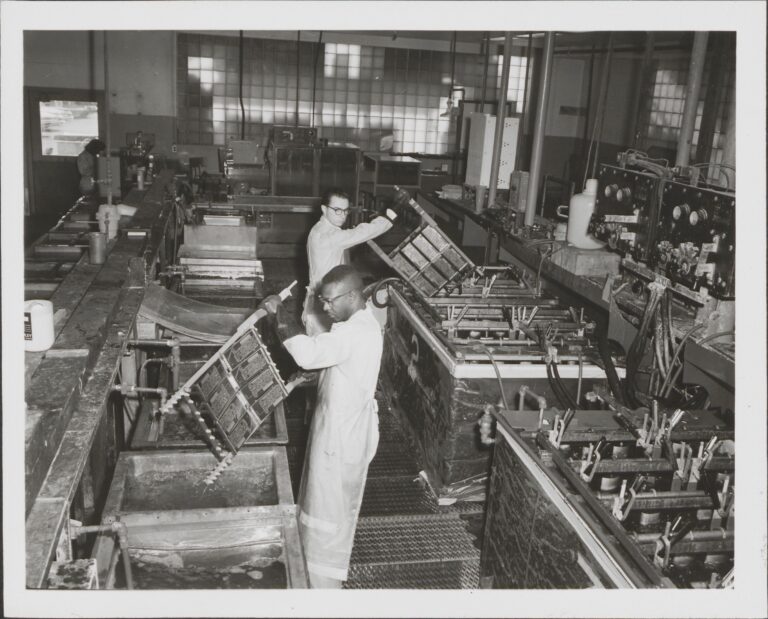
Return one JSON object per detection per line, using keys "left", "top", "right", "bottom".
{"left": 566, "top": 179, "right": 604, "bottom": 249}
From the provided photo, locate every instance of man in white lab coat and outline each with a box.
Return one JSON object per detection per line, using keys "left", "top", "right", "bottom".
{"left": 261, "top": 265, "right": 382, "bottom": 588}
{"left": 303, "top": 188, "right": 397, "bottom": 335}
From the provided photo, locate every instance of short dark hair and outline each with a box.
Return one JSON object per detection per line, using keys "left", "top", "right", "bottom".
{"left": 85, "top": 139, "right": 106, "bottom": 155}
{"left": 320, "top": 264, "right": 363, "bottom": 292}
{"left": 321, "top": 187, "right": 350, "bottom": 207}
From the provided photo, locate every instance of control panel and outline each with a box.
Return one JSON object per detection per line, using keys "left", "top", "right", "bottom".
{"left": 652, "top": 181, "right": 735, "bottom": 299}
{"left": 592, "top": 164, "right": 663, "bottom": 261}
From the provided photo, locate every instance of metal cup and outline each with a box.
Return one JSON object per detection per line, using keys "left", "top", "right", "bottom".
{"left": 89, "top": 232, "right": 107, "bottom": 265}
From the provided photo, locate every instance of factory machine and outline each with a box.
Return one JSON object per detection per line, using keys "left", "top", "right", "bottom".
{"left": 480, "top": 397, "right": 734, "bottom": 589}
{"left": 592, "top": 151, "right": 736, "bottom": 301}
{"left": 374, "top": 188, "right": 619, "bottom": 498}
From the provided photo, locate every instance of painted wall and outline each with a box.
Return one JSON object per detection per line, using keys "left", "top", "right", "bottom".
{"left": 24, "top": 31, "right": 177, "bottom": 153}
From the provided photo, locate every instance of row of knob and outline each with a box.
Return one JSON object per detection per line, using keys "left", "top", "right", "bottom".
{"left": 671, "top": 203, "right": 709, "bottom": 226}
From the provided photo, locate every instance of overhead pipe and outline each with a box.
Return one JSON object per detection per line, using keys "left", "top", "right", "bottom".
{"left": 675, "top": 32, "right": 709, "bottom": 168}
{"left": 103, "top": 32, "right": 113, "bottom": 207}
{"left": 487, "top": 32, "right": 513, "bottom": 210}
{"left": 524, "top": 32, "right": 555, "bottom": 227}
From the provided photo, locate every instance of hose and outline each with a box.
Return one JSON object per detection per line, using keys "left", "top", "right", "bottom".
{"left": 475, "top": 344, "right": 510, "bottom": 411}
{"left": 597, "top": 328, "right": 625, "bottom": 404}
{"left": 624, "top": 286, "right": 663, "bottom": 408}
{"left": 364, "top": 277, "right": 403, "bottom": 308}
{"left": 546, "top": 361, "right": 573, "bottom": 409}
{"left": 551, "top": 361, "right": 578, "bottom": 409}
{"left": 658, "top": 322, "right": 705, "bottom": 396}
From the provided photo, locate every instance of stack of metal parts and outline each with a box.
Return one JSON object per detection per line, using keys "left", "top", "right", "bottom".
{"left": 178, "top": 213, "right": 263, "bottom": 302}
{"left": 482, "top": 398, "right": 734, "bottom": 588}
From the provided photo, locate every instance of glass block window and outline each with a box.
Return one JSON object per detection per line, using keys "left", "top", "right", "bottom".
{"left": 177, "top": 33, "right": 529, "bottom": 155}
{"left": 496, "top": 54, "right": 530, "bottom": 113}
{"left": 643, "top": 53, "right": 734, "bottom": 165}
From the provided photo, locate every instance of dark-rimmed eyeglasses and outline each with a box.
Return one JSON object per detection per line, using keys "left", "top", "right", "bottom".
{"left": 317, "top": 289, "right": 354, "bottom": 305}
{"left": 325, "top": 205, "right": 349, "bottom": 216}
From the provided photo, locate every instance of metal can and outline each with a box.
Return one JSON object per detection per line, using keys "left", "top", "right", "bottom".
{"left": 89, "top": 231, "right": 107, "bottom": 264}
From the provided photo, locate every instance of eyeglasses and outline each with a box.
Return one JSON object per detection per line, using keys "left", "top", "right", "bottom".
{"left": 325, "top": 205, "right": 349, "bottom": 216}
{"left": 317, "top": 289, "right": 354, "bottom": 305}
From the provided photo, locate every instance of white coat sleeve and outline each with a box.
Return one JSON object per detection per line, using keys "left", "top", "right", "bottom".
{"left": 335, "top": 217, "right": 392, "bottom": 249}
{"left": 283, "top": 328, "right": 353, "bottom": 370}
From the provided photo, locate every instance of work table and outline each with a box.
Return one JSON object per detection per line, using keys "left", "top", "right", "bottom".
{"left": 25, "top": 171, "right": 176, "bottom": 587}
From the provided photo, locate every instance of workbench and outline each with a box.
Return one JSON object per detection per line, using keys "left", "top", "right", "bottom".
{"left": 25, "top": 171, "right": 176, "bottom": 588}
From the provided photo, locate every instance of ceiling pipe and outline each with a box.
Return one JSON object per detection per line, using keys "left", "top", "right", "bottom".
{"left": 103, "top": 31, "right": 113, "bottom": 207}
{"left": 675, "top": 31, "right": 709, "bottom": 168}
{"left": 524, "top": 31, "right": 555, "bottom": 227}
{"left": 487, "top": 32, "right": 514, "bottom": 209}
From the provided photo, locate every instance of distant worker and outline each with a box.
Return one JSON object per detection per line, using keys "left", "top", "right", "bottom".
{"left": 77, "top": 138, "right": 106, "bottom": 196}
{"left": 260, "top": 265, "right": 383, "bottom": 588}
{"left": 303, "top": 188, "right": 397, "bottom": 335}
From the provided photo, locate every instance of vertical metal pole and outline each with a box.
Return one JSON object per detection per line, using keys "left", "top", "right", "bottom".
{"left": 524, "top": 32, "right": 555, "bottom": 227}
{"left": 514, "top": 32, "right": 533, "bottom": 171}
{"left": 239, "top": 31, "right": 246, "bottom": 140}
{"left": 103, "top": 31, "right": 112, "bottom": 206}
{"left": 487, "top": 32, "right": 513, "bottom": 209}
{"left": 629, "top": 32, "right": 655, "bottom": 149}
{"left": 295, "top": 31, "right": 301, "bottom": 127}
{"left": 675, "top": 31, "right": 709, "bottom": 168}
{"left": 480, "top": 32, "right": 490, "bottom": 113}
{"left": 721, "top": 83, "right": 736, "bottom": 188}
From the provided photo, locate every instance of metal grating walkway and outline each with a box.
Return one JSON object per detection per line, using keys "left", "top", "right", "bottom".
{"left": 345, "top": 514, "right": 481, "bottom": 589}
{"left": 342, "top": 392, "right": 482, "bottom": 588}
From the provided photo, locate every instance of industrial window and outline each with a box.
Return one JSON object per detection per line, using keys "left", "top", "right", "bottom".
{"left": 496, "top": 54, "right": 530, "bottom": 114}
{"left": 177, "top": 33, "right": 527, "bottom": 155}
{"left": 643, "top": 55, "right": 733, "bottom": 166}
{"left": 39, "top": 100, "right": 99, "bottom": 156}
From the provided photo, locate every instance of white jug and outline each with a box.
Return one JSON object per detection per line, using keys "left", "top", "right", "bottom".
{"left": 25, "top": 300, "right": 55, "bottom": 352}
{"left": 556, "top": 179, "right": 605, "bottom": 250}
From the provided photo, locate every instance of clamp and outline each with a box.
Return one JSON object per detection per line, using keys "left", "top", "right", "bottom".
{"left": 653, "top": 516, "right": 693, "bottom": 570}
{"left": 579, "top": 436, "right": 607, "bottom": 482}
{"left": 549, "top": 408, "right": 575, "bottom": 449}
{"left": 612, "top": 475, "right": 646, "bottom": 521}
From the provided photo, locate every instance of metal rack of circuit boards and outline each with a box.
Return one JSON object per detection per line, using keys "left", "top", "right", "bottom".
{"left": 369, "top": 186, "right": 614, "bottom": 498}
{"left": 160, "top": 282, "right": 296, "bottom": 484}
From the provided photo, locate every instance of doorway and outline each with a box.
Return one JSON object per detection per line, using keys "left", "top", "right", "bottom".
{"left": 25, "top": 87, "right": 105, "bottom": 245}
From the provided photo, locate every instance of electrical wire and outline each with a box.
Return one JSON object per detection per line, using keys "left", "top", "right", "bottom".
{"left": 474, "top": 343, "right": 510, "bottom": 411}
{"left": 551, "top": 361, "right": 578, "bottom": 409}
{"left": 658, "top": 322, "right": 705, "bottom": 396}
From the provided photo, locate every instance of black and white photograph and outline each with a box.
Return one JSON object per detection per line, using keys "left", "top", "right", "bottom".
{"left": 2, "top": 2, "right": 766, "bottom": 617}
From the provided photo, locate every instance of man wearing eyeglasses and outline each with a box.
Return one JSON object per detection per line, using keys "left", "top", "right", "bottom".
{"left": 303, "top": 188, "right": 397, "bottom": 335}
{"left": 260, "top": 264, "right": 383, "bottom": 588}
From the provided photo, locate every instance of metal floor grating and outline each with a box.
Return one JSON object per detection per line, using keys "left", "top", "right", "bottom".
{"left": 350, "top": 514, "right": 480, "bottom": 566}
{"left": 360, "top": 475, "right": 439, "bottom": 516}
{"left": 367, "top": 445, "right": 421, "bottom": 478}
{"left": 344, "top": 557, "right": 480, "bottom": 589}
